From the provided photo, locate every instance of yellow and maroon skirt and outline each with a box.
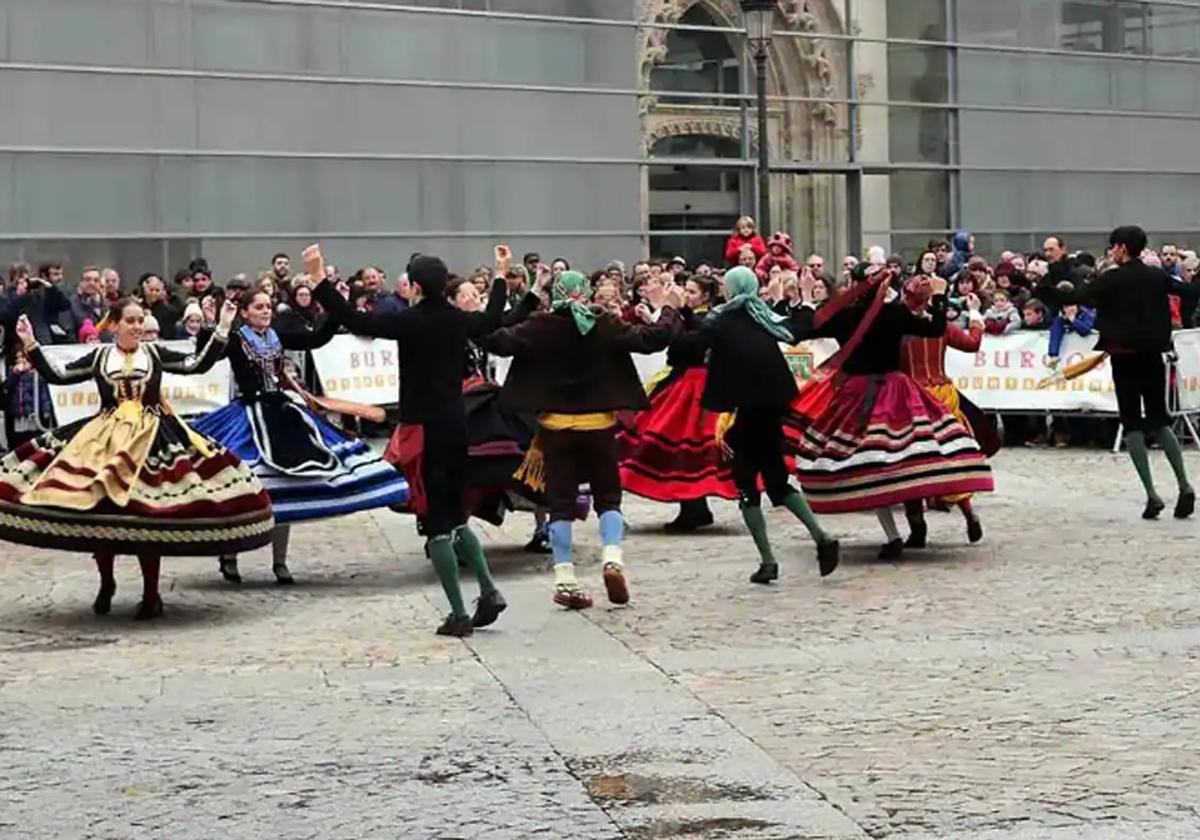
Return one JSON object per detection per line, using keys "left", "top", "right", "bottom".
{"left": 0, "top": 404, "right": 274, "bottom": 556}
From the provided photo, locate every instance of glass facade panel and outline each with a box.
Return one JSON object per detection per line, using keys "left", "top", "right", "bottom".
{"left": 958, "top": 0, "right": 1200, "bottom": 57}
{"left": 2, "top": 0, "right": 634, "bottom": 89}
{"left": 649, "top": 5, "right": 740, "bottom": 106}
{"left": 0, "top": 1, "right": 642, "bottom": 273}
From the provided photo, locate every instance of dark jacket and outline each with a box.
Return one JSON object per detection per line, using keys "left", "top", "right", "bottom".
{"left": 815, "top": 295, "right": 947, "bottom": 375}
{"left": 0, "top": 284, "right": 72, "bottom": 350}
{"left": 664, "top": 307, "right": 711, "bottom": 369}
{"left": 314, "top": 278, "right": 506, "bottom": 423}
{"left": 675, "top": 305, "right": 816, "bottom": 412}
{"left": 62, "top": 290, "right": 104, "bottom": 342}
{"left": 482, "top": 307, "right": 681, "bottom": 414}
{"left": 1038, "top": 261, "right": 1200, "bottom": 354}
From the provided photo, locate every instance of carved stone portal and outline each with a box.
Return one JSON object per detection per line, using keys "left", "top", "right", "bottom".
{"left": 638, "top": 0, "right": 849, "bottom": 257}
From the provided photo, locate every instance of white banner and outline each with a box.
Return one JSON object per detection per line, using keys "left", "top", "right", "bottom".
{"left": 309, "top": 334, "right": 400, "bottom": 406}
{"left": 301, "top": 330, "right": 1193, "bottom": 415}
{"left": 42, "top": 341, "right": 232, "bottom": 425}
{"left": 946, "top": 331, "right": 1118, "bottom": 412}
{"left": 1172, "top": 329, "right": 1200, "bottom": 412}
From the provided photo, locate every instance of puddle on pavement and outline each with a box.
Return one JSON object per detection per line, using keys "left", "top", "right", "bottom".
{"left": 584, "top": 772, "right": 773, "bottom": 806}
{"left": 0, "top": 627, "right": 118, "bottom": 653}
{"left": 625, "top": 817, "right": 777, "bottom": 838}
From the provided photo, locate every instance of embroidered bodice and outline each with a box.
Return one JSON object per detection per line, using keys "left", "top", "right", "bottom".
{"left": 27, "top": 335, "right": 228, "bottom": 411}
{"left": 223, "top": 320, "right": 338, "bottom": 402}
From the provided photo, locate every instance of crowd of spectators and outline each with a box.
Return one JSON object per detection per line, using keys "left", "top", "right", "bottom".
{"left": 4, "top": 215, "right": 1198, "bottom": 449}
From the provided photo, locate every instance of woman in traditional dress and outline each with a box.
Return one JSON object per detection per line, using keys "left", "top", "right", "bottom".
{"left": 191, "top": 286, "right": 409, "bottom": 584}
{"left": 618, "top": 274, "right": 735, "bottom": 532}
{"left": 898, "top": 263, "right": 1000, "bottom": 548}
{"left": 0, "top": 300, "right": 274, "bottom": 619}
{"left": 790, "top": 268, "right": 994, "bottom": 559}
{"left": 675, "top": 267, "right": 839, "bottom": 584}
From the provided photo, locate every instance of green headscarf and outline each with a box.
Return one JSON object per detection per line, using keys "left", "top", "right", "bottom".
{"left": 552, "top": 270, "right": 596, "bottom": 335}
{"left": 709, "top": 266, "right": 795, "bottom": 342}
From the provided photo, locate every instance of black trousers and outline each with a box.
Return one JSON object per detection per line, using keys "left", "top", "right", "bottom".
{"left": 1111, "top": 352, "right": 1169, "bottom": 433}
{"left": 727, "top": 404, "right": 794, "bottom": 508}
{"left": 420, "top": 418, "right": 468, "bottom": 536}
{"left": 541, "top": 427, "right": 622, "bottom": 523}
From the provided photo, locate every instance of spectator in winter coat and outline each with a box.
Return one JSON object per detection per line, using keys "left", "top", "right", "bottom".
{"left": 941, "top": 230, "right": 974, "bottom": 279}
{"left": 724, "top": 216, "right": 768, "bottom": 266}
{"left": 1021, "top": 298, "right": 1049, "bottom": 331}
{"left": 3, "top": 348, "right": 54, "bottom": 449}
{"left": 1047, "top": 302, "right": 1096, "bottom": 364}
{"left": 982, "top": 290, "right": 1021, "bottom": 335}
{"left": 754, "top": 232, "right": 800, "bottom": 282}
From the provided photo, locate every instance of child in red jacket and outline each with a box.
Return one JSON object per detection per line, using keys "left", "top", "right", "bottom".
{"left": 754, "top": 232, "right": 800, "bottom": 281}
{"left": 724, "top": 216, "right": 767, "bottom": 266}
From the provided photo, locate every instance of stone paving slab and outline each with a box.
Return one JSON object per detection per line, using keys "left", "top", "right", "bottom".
{"left": 2, "top": 449, "right": 1200, "bottom": 838}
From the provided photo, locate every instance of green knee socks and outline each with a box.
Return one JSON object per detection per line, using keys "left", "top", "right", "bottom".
{"left": 1156, "top": 426, "right": 1194, "bottom": 494}
{"left": 740, "top": 505, "right": 777, "bottom": 567}
{"left": 427, "top": 535, "right": 467, "bottom": 619}
{"left": 453, "top": 525, "right": 497, "bottom": 596}
{"left": 1125, "top": 431, "right": 1162, "bottom": 504}
{"left": 781, "top": 491, "right": 830, "bottom": 544}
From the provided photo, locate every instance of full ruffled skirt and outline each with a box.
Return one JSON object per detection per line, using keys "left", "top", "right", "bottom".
{"left": 618, "top": 367, "right": 738, "bottom": 502}
{"left": 385, "top": 380, "right": 538, "bottom": 524}
{"left": 0, "top": 409, "right": 274, "bottom": 556}
{"left": 791, "top": 373, "right": 994, "bottom": 514}
{"left": 192, "top": 397, "right": 408, "bottom": 524}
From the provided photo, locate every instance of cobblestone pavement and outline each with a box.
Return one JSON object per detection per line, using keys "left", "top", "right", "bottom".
{"left": 3, "top": 450, "right": 1200, "bottom": 839}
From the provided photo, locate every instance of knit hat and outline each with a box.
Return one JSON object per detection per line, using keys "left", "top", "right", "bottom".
{"left": 766, "top": 232, "right": 793, "bottom": 255}
{"left": 182, "top": 302, "right": 203, "bottom": 323}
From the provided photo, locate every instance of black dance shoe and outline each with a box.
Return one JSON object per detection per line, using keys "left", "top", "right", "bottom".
{"left": 93, "top": 582, "right": 116, "bottom": 616}
{"left": 1143, "top": 499, "right": 1166, "bottom": 520}
{"left": 133, "top": 598, "right": 164, "bottom": 621}
{"left": 273, "top": 564, "right": 295, "bottom": 586}
{"left": 472, "top": 590, "right": 508, "bottom": 628}
{"left": 218, "top": 558, "right": 241, "bottom": 584}
{"left": 524, "top": 528, "right": 552, "bottom": 555}
{"left": 967, "top": 516, "right": 984, "bottom": 544}
{"left": 905, "top": 521, "right": 928, "bottom": 549}
{"left": 436, "top": 614, "right": 474, "bottom": 638}
{"left": 817, "top": 540, "right": 840, "bottom": 578}
{"left": 1175, "top": 490, "right": 1195, "bottom": 520}
{"left": 749, "top": 563, "right": 779, "bottom": 585}
{"left": 664, "top": 511, "right": 715, "bottom": 533}
{"left": 878, "top": 539, "right": 904, "bottom": 561}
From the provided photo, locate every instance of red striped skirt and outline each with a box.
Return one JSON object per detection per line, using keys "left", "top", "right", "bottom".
{"left": 790, "top": 372, "right": 994, "bottom": 514}
{"left": 618, "top": 367, "right": 739, "bottom": 502}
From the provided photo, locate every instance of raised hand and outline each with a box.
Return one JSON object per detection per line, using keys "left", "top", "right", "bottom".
{"left": 664, "top": 280, "right": 684, "bottom": 310}
{"left": 493, "top": 244, "right": 512, "bottom": 276}
{"left": 966, "top": 292, "right": 982, "bottom": 312}
{"left": 797, "top": 267, "right": 815, "bottom": 301}
{"left": 218, "top": 299, "right": 239, "bottom": 330}
{"left": 302, "top": 244, "right": 325, "bottom": 284}
{"left": 930, "top": 275, "right": 948, "bottom": 295}
{"left": 765, "top": 273, "right": 784, "bottom": 302}
{"left": 15, "top": 314, "right": 34, "bottom": 347}
{"left": 643, "top": 277, "right": 667, "bottom": 310}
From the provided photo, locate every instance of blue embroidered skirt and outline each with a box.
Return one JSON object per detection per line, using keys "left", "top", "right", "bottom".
{"left": 192, "top": 394, "right": 408, "bottom": 524}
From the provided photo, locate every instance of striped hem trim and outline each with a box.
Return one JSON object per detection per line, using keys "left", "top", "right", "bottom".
{"left": 0, "top": 510, "right": 275, "bottom": 543}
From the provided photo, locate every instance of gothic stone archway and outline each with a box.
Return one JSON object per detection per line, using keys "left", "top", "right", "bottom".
{"left": 638, "top": 0, "right": 848, "bottom": 258}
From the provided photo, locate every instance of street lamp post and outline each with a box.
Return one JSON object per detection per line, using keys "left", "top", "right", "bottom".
{"left": 741, "top": 0, "right": 775, "bottom": 235}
